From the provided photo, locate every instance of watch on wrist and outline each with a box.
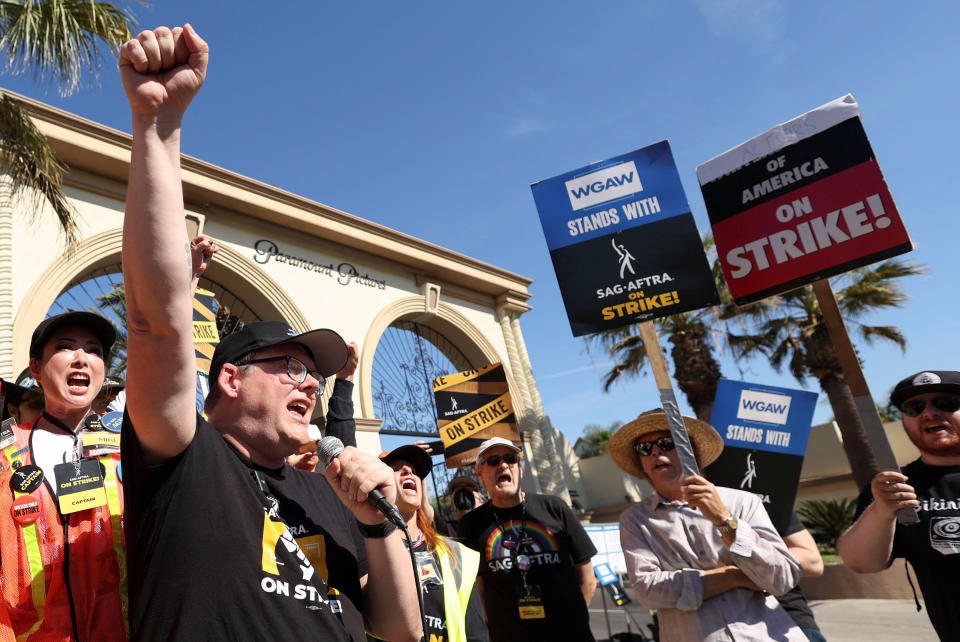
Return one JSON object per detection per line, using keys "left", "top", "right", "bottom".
{"left": 717, "top": 515, "right": 738, "bottom": 533}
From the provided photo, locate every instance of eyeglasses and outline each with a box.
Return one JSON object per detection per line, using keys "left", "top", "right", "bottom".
{"left": 242, "top": 355, "right": 325, "bottom": 397}
{"left": 634, "top": 435, "right": 675, "bottom": 457}
{"left": 901, "top": 395, "right": 960, "bottom": 418}
{"left": 481, "top": 453, "right": 519, "bottom": 467}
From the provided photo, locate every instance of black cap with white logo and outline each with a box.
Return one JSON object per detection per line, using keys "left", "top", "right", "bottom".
{"left": 208, "top": 321, "right": 348, "bottom": 386}
{"left": 890, "top": 371, "right": 960, "bottom": 409}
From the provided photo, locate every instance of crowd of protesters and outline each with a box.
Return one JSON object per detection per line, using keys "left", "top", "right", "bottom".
{"left": 0, "top": 21, "right": 956, "bottom": 642}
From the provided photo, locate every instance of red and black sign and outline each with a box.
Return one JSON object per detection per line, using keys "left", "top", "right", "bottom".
{"left": 699, "top": 106, "right": 912, "bottom": 305}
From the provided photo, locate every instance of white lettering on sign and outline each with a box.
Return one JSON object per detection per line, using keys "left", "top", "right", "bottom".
{"left": 725, "top": 193, "right": 893, "bottom": 279}
{"left": 741, "top": 157, "right": 829, "bottom": 204}
{"left": 726, "top": 424, "right": 764, "bottom": 443}
{"left": 737, "top": 390, "right": 792, "bottom": 425}
{"left": 565, "top": 161, "right": 643, "bottom": 211}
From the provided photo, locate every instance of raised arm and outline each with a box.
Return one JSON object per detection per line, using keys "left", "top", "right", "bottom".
{"left": 838, "top": 471, "right": 917, "bottom": 573}
{"left": 120, "top": 25, "right": 209, "bottom": 461}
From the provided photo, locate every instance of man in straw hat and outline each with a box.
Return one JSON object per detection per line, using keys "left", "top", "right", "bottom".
{"left": 610, "top": 409, "right": 805, "bottom": 641}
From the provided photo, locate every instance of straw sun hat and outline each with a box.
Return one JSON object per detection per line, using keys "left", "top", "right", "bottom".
{"left": 608, "top": 409, "right": 724, "bottom": 480}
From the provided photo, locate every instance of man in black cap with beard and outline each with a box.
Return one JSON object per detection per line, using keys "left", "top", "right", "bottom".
{"left": 839, "top": 370, "right": 960, "bottom": 640}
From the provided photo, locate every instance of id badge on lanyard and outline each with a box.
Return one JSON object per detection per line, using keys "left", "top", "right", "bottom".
{"left": 495, "top": 502, "right": 546, "bottom": 620}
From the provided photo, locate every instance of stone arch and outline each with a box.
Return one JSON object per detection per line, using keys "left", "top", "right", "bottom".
{"left": 13, "top": 227, "right": 311, "bottom": 368}
{"left": 358, "top": 295, "right": 526, "bottom": 423}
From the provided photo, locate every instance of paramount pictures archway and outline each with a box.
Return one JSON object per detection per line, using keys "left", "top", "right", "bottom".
{"left": 1, "top": 91, "right": 583, "bottom": 505}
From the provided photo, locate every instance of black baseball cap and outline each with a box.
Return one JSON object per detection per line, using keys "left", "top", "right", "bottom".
{"left": 3, "top": 368, "right": 42, "bottom": 409}
{"left": 379, "top": 445, "right": 433, "bottom": 479}
{"left": 891, "top": 370, "right": 960, "bottom": 409}
{"left": 208, "top": 321, "right": 348, "bottom": 386}
{"left": 29, "top": 312, "right": 117, "bottom": 360}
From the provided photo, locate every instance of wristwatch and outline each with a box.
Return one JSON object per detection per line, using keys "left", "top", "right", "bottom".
{"left": 717, "top": 515, "right": 738, "bottom": 533}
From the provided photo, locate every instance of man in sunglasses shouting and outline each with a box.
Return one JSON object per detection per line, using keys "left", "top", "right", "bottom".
{"left": 457, "top": 437, "right": 598, "bottom": 641}
{"left": 839, "top": 370, "right": 960, "bottom": 640}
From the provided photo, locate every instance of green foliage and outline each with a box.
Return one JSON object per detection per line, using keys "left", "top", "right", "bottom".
{"left": 796, "top": 497, "right": 858, "bottom": 552}
{"left": 0, "top": 0, "right": 137, "bottom": 244}
{"left": 579, "top": 420, "right": 623, "bottom": 458}
{"left": 95, "top": 282, "right": 126, "bottom": 378}
{"left": 0, "top": 0, "right": 136, "bottom": 93}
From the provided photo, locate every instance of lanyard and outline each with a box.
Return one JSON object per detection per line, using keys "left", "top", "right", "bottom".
{"left": 492, "top": 499, "right": 531, "bottom": 586}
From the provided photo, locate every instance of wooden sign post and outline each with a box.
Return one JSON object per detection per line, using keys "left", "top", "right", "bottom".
{"left": 812, "top": 279, "right": 918, "bottom": 524}
{"left": 638, "top": 321, "right": 699, "bottom": 477}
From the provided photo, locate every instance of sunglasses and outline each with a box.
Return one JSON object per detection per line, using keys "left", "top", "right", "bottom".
{"left": 634, "top": 435, "right": 675, "bottom": 457}
{"left": 901, "top": 395, "right": 960, "bottom": 418}
{"left": 481, "top": 453, "right": 519, "bottom": 467}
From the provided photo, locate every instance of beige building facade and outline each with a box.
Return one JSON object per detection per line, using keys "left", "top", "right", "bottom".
{"left": 3, "top": 91, "right": 581, "bottom": 502}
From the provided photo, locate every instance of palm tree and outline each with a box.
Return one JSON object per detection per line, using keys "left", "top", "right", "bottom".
{"left": 796, "top": 497, "right": 857, "bottom": 552}
{"left": 593, "top": 236, "right": 728, "bottom": 421}
{"left": 597, "top": 313, "right": 724, "bottom": 421}
{"left": 727, "top": 260, "right": 925, "bottom": 490}
{"left": 95, "top": 281, "right": 126, "bottom": 377}
{"left": 0, "top": 0, "right": 136, "bottom": 244}
{"left": 578, "top": 420, "right": 624, "bottom": 457}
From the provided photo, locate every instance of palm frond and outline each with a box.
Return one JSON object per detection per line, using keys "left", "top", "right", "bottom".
{"left": 0, "top": 91, "right": 77, "bottom": 243}
{"left": 857, "top": 324, "right": 907, "bottom": 352}
{"left": 797, "top": 497, "right": 858, "bottom": 551}
{"left": 836, "top": 260, "right": 926, "bottom": 317}
{"left": 0, "top": 0, "right": 136, "bottom": 95}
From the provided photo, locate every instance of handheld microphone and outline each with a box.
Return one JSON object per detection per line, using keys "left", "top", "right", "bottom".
{"left": 317, "top": 436, "right": 406, "bottom": 528}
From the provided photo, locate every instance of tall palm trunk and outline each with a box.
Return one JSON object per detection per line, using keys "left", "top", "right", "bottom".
{"left": 817, "top": 370, "right": 879, "bottom": 490}
{"left": 668, "top": 327, "right": 721, "bottom": 422}
{"left": 804, "top": 326, "right": 879, "bottom": 490}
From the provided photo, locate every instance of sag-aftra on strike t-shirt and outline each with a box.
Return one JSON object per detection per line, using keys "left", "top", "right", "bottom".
{"left": 458, "top": 493, "right": 596, "bottom": 642}
{"left": 122, "top": 413, "right": 368, "bottom": 641}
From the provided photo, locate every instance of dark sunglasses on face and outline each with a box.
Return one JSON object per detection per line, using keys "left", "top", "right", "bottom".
{"left": 481, "top": 453, "right": 519, "bottom": 467}
{"left": 634, "top": 435, "right": 675, "bottom": 457}
{"left": 901, "top": 395, "right": 960, "bottom": 418}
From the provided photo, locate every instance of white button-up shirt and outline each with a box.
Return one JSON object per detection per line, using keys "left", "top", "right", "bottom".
{"left": 620, "top": 486, "right": 806, "bottom": 641}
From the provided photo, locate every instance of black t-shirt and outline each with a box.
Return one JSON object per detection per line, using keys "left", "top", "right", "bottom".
{"left": 122, "top": 413, "right": 368, "bottom": 641}
{"left": 457, "top": 493, "right": 596, "bottom": 642}
{"left": 855, "top": 458, "right": 960, "bottom": 640}
{"left": 774, "top": 511, "right": 819, "bottom": 632}
{"left": 405, "top": 538, "right": 490, "bottom": 642}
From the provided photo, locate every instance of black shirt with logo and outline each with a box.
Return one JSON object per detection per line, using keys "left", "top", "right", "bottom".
{"left": 122, "top": 414, "right": 368, "bottom": 640}
{"left": 457, "top": 493, "right": 596, "bottom": 642}
{"left": 855, "top": 458, "right": 960, "bottom": 640}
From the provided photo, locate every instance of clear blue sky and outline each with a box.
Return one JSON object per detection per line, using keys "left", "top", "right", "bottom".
{"left": 5, "top": 1, "right": 958, "bottom": 446}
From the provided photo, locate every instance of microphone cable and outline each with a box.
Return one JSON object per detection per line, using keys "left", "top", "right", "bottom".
{"left": 398, "top": 522, "right": 429, "bottom": 642}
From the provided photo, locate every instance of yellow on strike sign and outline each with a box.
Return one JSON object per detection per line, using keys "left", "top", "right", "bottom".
{"left": 433, "top": 363, "right": 520, "bottom": 468}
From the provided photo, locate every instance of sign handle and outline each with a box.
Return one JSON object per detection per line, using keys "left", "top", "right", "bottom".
{"left": 638, "top": 322, "right": 700, "bottom": 477}
{"left": 812, "top": 279, "right": 918, "bottom": 525}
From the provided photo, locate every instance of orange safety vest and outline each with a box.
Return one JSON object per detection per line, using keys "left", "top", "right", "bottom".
{"left": 0, "top": 418, "right": 127, "bottom": 641}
